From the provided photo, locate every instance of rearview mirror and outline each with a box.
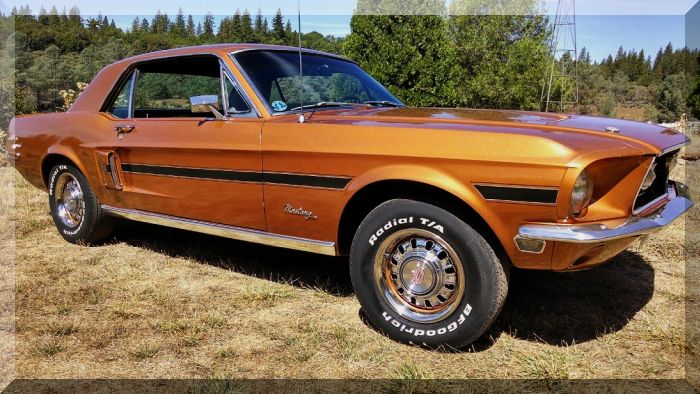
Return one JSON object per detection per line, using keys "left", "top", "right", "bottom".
{"left": 190, "top": 95, "right": 226, "bottom": 120}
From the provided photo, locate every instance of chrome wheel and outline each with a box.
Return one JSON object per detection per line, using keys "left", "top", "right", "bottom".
{"left": 374, "top": 229, "right": 465, "bottom": 323}
{"left": 54, "top": 172, "right": 84, "bottom": 229}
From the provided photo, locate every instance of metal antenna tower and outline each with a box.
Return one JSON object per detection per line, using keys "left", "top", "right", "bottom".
{"left": 541, "top": 0, "right": 578, "bottom": 113}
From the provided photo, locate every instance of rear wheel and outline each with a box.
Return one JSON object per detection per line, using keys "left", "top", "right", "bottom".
{"left": 350, "top": 199, "right": 508, "bottom": 350}
{"left": 48, "top": 163, "right": 114, "bottom": 244}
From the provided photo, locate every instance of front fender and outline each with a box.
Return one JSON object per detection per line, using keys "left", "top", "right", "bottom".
{"left": 342, "top": 164, "right": 509, "bottom": 246}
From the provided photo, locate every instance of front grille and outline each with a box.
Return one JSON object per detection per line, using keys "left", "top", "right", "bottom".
{"left": 633, "top": 150, "right": 676, "bottom": 212}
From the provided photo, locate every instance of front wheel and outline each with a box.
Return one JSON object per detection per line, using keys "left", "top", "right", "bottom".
{"left": 48, "top": 163, "right": 114, "bottom": 244}
{"left": 350, "top": 199, "right": 508, "bottom": 350}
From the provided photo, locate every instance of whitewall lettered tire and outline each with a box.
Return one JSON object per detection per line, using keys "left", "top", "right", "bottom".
{"left": 48, "top": 163, "right": 114, "bottom": 244}
{"left": 349, "top": 199, "right": 508, "bottom": 349}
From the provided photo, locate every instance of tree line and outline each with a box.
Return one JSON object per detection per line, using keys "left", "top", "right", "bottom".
{"left": 0, "top": 1, "right": 698, "bottom": 132}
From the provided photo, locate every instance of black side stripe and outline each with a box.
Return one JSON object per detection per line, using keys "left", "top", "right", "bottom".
{"left": 262, "top": 172, "right": 351, "bottom": 189}
{"left": 475, "top": 184, "right": 558, "bottom": 204}
{"left": 120, "top": 163, "right": 351, "bottom": 190}
{"left": 121, "top": 164, "right": 262, "bottom": 182}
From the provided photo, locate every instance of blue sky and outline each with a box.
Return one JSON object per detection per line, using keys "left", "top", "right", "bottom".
{"left": 0, "top": 1, "right": 696, "bottom": 61}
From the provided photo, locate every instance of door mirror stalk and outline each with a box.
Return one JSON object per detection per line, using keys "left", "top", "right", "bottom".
{"left": 190, "top": 95, "right": 227, "bottom": 120}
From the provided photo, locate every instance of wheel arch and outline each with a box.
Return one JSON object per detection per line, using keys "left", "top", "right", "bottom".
{"left": 41, "top": 149, "right": 87, "bottom": 188}
{"left": 337, "top": 167, "right": 508, "bottom": 264}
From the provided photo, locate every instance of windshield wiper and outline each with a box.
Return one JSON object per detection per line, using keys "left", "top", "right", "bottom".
{"left": 364, "top": 100, "right": 402, "bottom": 107}
{"left": 289, "top": 102, "right": 349, "bottom": 111}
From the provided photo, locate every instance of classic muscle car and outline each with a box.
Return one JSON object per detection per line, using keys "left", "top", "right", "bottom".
{"left": 8, "top": 44, "right": 693, "bottom": 349}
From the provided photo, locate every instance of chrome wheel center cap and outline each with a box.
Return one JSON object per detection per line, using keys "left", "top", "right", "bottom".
{"left": 375, "top": 229, "right": 465, "bottom": 324}
{"left": 398, "top": 251, "right": 440, "bottom": 296}
{"left": 54, "top": 174, "right": 85, "bottom": 229}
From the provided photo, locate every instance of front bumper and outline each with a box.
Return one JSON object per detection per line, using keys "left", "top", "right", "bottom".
{"left": 518, "top": 181, "right": 693, "bottom": 244}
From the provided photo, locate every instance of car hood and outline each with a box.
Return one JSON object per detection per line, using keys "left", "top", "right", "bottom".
{"left": 314, "top": 107, "right": 688, "bottom": 155}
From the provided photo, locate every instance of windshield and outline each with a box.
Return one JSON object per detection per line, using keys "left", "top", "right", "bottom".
{"left": 232, "top": 50, "right": 403, "bottom": 113}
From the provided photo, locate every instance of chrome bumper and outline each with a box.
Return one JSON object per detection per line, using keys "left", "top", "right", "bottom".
{"left": 518, "top": 182, "right": 693, "bottom": 244}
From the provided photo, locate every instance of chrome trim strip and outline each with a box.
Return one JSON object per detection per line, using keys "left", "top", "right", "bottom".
{"left": 660, "top": 141, "right": 690, "bottom": 156}
{"left": 220, "top": 60, "right": 261, "bottom": 118}
{"left": 108, "top": 52, "right": 262, "bottom": 120}
{"left": 633, "top": 192, "right": 669, "bottom": 216}
{"left": 518, "top": 183, "right": 692, "bottom": 244}
{"left": 229, "top": 53, "right": 274, "bottom": 117}
{"left": 631, "top": 157, "right": 656, "bottom": 215}
{"left": 230, "top": 47, "right": 354, "bottom": 63}
{"left": 127, "top": 70, "right": 138, "bottom": 119}
{"left": 229, "top": 49, "right": 362, "bottom": 118}
{"left": 102, "top": 205, "right": 337, "bottom": 256}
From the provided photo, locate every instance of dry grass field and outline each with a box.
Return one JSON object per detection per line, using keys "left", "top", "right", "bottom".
{"left": 1, "top": 132, "right": 698, "bottom": 386}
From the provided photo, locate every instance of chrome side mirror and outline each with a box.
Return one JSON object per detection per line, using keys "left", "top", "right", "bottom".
{"left": 190, "top": 95, "right": 226, "bottom": 120}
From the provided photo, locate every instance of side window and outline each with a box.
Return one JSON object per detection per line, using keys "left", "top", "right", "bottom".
{"left": 133, "top": 73, "right": 221, "bottom": 118}
{"left": 224, "top": 75, "right": 251, "bottom": 114}
{"left": 129, "top": 55, "right": 225, "bottom": 119}
{"left": 108, "top": 73, "right": 134, "bottom": 119}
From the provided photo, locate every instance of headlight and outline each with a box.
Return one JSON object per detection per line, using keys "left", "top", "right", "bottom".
{"left": 640, "top": 162, "right": 657, "bottom": 191}
{"left": 570, "top": 170, "right": 593, "bottom": 216}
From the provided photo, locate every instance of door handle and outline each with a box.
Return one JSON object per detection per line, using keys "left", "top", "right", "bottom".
{"left": 115, "top": 125, "right": 136, "bottom": 138}
{"left": 115, "top": 125, "right": 136, "bottom": 133}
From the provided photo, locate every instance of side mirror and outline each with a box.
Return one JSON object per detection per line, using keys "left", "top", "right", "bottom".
{"left": 190, "top": 95, "right": 226, "bottom": 120}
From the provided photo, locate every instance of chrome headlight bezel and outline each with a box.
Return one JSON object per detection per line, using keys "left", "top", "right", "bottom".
{"left": 640, "top": 162, "right": 657, "bottom": 192}
{"left": 570, "top": 170, "right": 594, "bottom": 217}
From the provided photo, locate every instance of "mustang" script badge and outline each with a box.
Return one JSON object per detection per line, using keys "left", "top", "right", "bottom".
{"left": 284, "top": 204, "right": 318, "bottom": 220}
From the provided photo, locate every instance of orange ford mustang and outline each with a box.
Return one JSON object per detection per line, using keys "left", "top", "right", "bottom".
{"left": 8, "top": 44, "right": 693, "bottom": 349}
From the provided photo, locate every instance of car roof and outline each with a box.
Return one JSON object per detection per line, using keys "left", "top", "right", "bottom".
{"left": 69, "top": 43, "right": 352, "bottom": 114}
{"left": 117, "top": 43, "right": 349, "bottom": 65}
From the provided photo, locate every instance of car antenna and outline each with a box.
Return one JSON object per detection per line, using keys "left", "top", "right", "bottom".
{"left": 297, "top": 0, "right": 305, "bottom": 124}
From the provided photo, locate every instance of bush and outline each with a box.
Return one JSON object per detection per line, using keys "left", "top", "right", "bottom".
{"left": 0, "top": 128, "right": 7, "bottom": 167}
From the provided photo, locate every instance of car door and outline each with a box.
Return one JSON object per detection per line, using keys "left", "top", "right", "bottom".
{"left": 97, "top": 55, "right": 266, "bottom": 230}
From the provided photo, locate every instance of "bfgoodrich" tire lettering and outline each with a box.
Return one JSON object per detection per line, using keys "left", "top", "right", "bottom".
{"left": 381, "top": 303, "right": 473, "bottom": 337}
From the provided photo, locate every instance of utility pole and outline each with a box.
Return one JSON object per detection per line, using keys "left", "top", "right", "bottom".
{"left": 541, "top": 0, "right": 578, "bottom": 113}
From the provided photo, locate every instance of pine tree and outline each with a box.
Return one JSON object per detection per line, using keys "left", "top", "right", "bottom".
{"left": 241, "top": 10, "right": 255, "bottom": 42}
{"left": 60, "top": 7, "right": 68, "bottom": 24}
{"left": 187, "top": 15, "right": 195, "bottom": 37}
{"left": 38, "top": 6, "right": 48, "bottom": 25}
{"left": 140, "top": 18, "right": 150, "bottom": 32}
{"left": 174, "top": 8, "right": 186, "bottom": 36}
{"left": 254, "top": 8, "right": 266, "bottom": 38}
{"left": 285, "top": 20, "right": 293, "bottom": 44}
{"left": 48, "top": 6, "right": 60, "bottom": 25}
{"left": 218, "top": 17, "right": 231, "bottom": 40}
{"left": 151, "top": 10, "right": 170, "bottom": 34}
{"left": 579, "top": 47, "right": 590, "bottom": 64}
{"left": 203, "top": 13, "right": 215, "bottom": 39}
{"left": 68, "top": 6, "right": 81, "bottom": 24}
{"left": 196, "top": 22, "right": 203, "bottom": 36}
{"left": 131, "top": 17, "right": 140, "bottom": 33}
{"left": 272, "top": 8, "right": 285, "bottom": 41}
{"left": 231, "top": 9, "right": 242, "bottom": 40}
